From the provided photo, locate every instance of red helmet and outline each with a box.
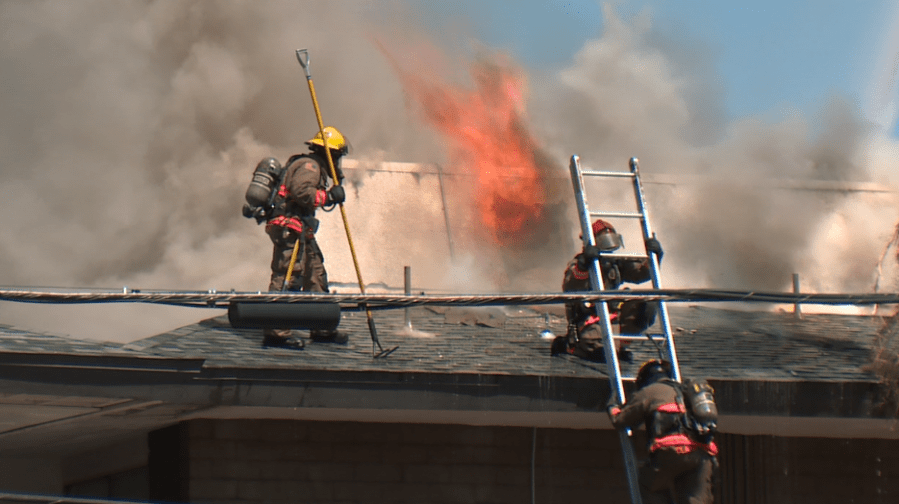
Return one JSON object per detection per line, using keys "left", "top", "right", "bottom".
{"left": 592, "top": 219, "right": 615, "bottom": 236}
{"left": 592, "top": 219, "right": 622, "bottom": 251}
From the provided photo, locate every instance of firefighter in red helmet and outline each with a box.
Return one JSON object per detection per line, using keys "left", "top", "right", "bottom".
{"left": 608, "top": 359, "right": 718, "bottom": 504}
{"left": 255, "top": 126, "right": 350, "bottom": 349}
{"left": 552, "top": 219, "right": 663, "bottom": 361}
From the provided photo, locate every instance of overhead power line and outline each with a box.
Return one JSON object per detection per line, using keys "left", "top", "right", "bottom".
{"left": 0, "top": 288, "right": 897, "bottom": 309}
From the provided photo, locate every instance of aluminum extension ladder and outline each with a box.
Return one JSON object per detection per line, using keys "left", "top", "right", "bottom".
{"left": 568, "top": 155, "right": 682, "bottom": 504}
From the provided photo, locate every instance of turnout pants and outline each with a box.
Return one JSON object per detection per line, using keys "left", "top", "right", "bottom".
{"left": 265, "top": 225, "right": 328, "bottom": 338}
{"left": 640, "top": 447, "right": 715, "bottom": 504}
{"left": 572, "top": 300, "right": 658, "bottom": 358}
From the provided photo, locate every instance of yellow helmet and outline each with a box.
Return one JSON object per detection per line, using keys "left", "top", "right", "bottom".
{"left": 306, "top": 126, "right": 348, "bottom": 155}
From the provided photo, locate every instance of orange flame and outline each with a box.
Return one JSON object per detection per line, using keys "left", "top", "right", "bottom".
{"left": 378, "top": 43, "right": 550, "bottom": 247}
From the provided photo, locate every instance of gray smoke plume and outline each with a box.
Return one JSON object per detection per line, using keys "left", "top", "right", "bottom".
{"left": 0, "top": 1, "right": 893, "bottom": 341}
{"left": 532, "top": 5, "right": 886, "bottom": 294}
{"left": 0, "top": 0, "right": 445, "bottom": 340}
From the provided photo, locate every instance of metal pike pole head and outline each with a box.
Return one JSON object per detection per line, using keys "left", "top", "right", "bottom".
{"left": 364, "top": 304, "right": 398, "bottom": 358}
{"left": 296, "top": 49, "right": 311, "bottom": 78}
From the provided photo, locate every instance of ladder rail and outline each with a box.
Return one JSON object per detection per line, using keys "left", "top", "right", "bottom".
{"left": 569, "top": 155, "right": 643, "bottom": 504}
{"left": 627, "top": 158, "right": 681, "bottom": 382}
{"left": 572, "top": 155, "right": 686, "bottom": 504}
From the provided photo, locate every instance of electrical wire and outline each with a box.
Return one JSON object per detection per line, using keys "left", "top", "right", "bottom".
{"left": 0, "top": 288, "right": 898, "bottom": 308}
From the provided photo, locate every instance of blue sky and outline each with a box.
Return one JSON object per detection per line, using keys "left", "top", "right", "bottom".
{"left": 424, "top": 0, "right": 899, "bottom": 135}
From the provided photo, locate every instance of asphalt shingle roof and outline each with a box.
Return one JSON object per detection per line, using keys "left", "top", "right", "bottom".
{"left": 0, "top": 302, "right": 892, "bottom": 437}
{"left": 21, "top": 303, "right": 872, "bottom": 384}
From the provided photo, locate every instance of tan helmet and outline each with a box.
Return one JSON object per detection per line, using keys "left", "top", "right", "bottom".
{"left": 306, "top": 126, "right": 349, "bottom": 155}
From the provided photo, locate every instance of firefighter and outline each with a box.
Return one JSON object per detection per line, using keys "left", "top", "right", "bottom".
{"left": 552, "top": 219, "right": 663, "bottom": 361}
{"left": 260, "top": 126, "right": 349, "bottom": 349}
{"left": 608, "top": 360, "right": 718, "bottom": 504}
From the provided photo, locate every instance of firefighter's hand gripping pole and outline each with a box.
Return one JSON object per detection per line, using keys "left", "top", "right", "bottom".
{"left": 296, "top": 49, "right": 397, "bottom": 358}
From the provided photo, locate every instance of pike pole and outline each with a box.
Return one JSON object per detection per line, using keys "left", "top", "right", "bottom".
{"left": 295, "top": 48, "right": 396, "bottom": 358}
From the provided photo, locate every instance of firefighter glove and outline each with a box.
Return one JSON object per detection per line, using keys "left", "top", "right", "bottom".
{"left": 583, "top": 244, "right": 602, "bottom": 261}
{"left": 644, "top": 237, "right": 663, "bottom": 262}
{"left": 242, "top": 203, "right": 256, "bottom": 218}
{"left": 606, "top": 396, "right": 622, "bottom": 420}
{"left": 607, "top": 404, "right": 622, "bottom": 421}
{"left": 326, "top": 185, "right": 346, "bottom": 206}
{"left": 576, "top": 245, "right": 602, "bottom": 270}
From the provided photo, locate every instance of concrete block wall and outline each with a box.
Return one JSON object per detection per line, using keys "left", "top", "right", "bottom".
{"left": 183, "top": 419, "right": 629, "bottom": 504}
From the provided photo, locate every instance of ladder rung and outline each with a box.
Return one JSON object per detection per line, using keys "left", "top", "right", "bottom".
{"left": 590, "top": 211, "right": 643, "bottom": 219}
{"left": 614, "top": 334, "right": 668, "bottom": 342}
{"left": 582, "top": 170, "right": 636, "bottom": 179}
{"left": 595, "top": 252, "right": 648, "bottom": 260}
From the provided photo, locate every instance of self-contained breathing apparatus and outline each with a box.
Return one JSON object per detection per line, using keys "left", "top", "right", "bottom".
{"left": 679, "top": 378, "right": 719, "bottom": 441}
{"left": 649, "top": 377, "right": 719, "bottom": 445}
{"left": 242, "top": 154, "right": 338, "bottom": 228}
{"left": 636, "top": 359, "right": 718, "bottom": 446}
{"left": 243, "top": 157, "right": 286, "bottom": 224}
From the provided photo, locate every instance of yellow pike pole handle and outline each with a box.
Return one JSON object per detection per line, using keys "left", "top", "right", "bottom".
{"left": 295, "top": 49, "right": 395, "bottom": 357}
{"left": 282, "top": 235, "right": 302, "bottom": 290}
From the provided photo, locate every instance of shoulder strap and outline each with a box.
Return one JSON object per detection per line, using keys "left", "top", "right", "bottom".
{"left": 285, "top": 153, "right": 306, "bottom": 167}
{"left": 668, "top": 379, "right": 692, "bottom": 433}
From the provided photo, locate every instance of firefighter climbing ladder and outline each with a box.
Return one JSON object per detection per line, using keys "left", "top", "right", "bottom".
{"left": 569, "top": 155, "right": 681, "bottom": 504}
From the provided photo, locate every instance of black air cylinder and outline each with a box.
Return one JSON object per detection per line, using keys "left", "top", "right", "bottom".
{"left": 687, "top": 384, "right": 718, "bottom": 424}
{"left": 245, "top": 157, "right": 282, "bottom": 208}
{"left": 228, "top": 302, "right": 341, "bottom": 330}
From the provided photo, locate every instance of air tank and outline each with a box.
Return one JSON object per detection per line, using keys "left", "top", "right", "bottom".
{"left": 685, "top": 379, "right": 718, "bottom": 425}
{"left": 245, "top": 157, "right": 283, "bottom": 208}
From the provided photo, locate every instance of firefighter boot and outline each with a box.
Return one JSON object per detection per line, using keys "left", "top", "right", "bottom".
{"left": 309, "top": 329, "right": 349, "bottom": 344}
{"left": 550, "top": 335, "right": 570, "bottom": 356}
{"left": 262, "top": 329, "right": 306, "bottom": 350}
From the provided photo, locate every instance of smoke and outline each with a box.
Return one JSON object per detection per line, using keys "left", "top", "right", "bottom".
{"left": 0, "top": 0, "right": 443, "bottom": 340}
{"left": 0, "top": 1, "right": 895, "bottom": 341}
{"left": 531, "top": 5, "right": 889, "bottom": 294}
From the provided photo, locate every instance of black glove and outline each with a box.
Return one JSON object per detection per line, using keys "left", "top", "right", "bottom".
{"left": 576, "top": 245, "right": 602, "bottom": 270}
{"left": 242, "top": 203, "right": 256, "bottom": 219}
{"left": 583, "top": 244, "right": 601, "bottom": 260}
{"left": 325, "top": 185, "right": 345, "bottom": 205}
{"left": 644, "top": 237, "right": 663, "bottom": 262}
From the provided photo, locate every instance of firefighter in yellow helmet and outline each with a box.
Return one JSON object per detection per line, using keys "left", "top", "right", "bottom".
{"left": 552, "top": 219, "right": 663, "bottom": 361}
{"left": 256, "top": 126, "right": 350, "bottom": 349}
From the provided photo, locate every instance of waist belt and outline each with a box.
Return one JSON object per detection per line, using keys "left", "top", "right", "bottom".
{"left": 650, "top": 433, "right": 718, "bottom": 456}
{"left": 266, "top": 215, "right": 304, "bottom": 234}
{"left": 657, "top": 402, "right": 686, "bottom": 414}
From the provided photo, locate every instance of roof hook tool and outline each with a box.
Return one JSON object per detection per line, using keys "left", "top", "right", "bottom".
{"left": 296, "top": 48, "right": 397, "bottom": 358}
